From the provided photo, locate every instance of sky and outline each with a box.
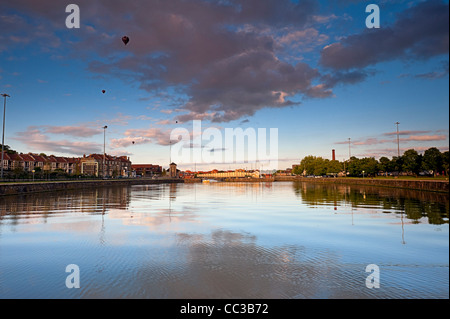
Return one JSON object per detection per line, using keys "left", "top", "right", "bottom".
{"left": 0, "top": 0, "right": 448, "bottom": 171}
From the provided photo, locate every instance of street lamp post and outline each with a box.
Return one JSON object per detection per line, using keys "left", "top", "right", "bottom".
{"left": 348, "top": 138, "right": 351, "bottom": 159}
{"left": 395, "top": 122, "right": 400, "bottom": 158}
{"left": 103, "top": 125, "right": 107, "bottom": 179}
{"left": 1, "top": 93, "right": 10, "bottom": 179}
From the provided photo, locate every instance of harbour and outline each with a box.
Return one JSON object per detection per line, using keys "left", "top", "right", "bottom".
{"left": 0, "top": 181, "right": 448, "bottom": 299}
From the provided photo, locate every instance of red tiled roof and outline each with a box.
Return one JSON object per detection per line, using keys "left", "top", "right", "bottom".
{"left": 31, "top": 155, "right": 48, "bottom": 162}
{"left": 1, "top": 152, "right": 129, "bottom": 166}
{"left": 19, "top": 154, "right": 35, "bottom": 161}
{"left": 65, "top": 157, "right": 80, "bottom": 163}
{"left": 53, "top": 156, "right": 68, "bottom": 163}
{"left": 1, "top": 152, "right": 12, "bottom": 160}
{"left": 132, "top": 164, "right": 161, "bottom": 168}
{"left": 9, "top": 153, "right": 23, "bottom": 161}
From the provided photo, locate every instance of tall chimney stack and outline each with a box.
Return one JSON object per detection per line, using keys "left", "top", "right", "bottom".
{"left": 332, "top": 149, "right": 336, "bottom": 161}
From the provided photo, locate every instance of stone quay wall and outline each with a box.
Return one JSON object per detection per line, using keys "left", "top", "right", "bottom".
{"left": 0, "top": 178, "right": 183, "bottom": 196}
{"left": 274, "top": 176, "right": 449, "bottom": 193}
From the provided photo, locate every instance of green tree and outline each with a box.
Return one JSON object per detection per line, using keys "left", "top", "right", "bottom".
{"left": 391, "top": 156, "right": 403, "bottom": 174}
{"left": 422, "top": 147, "right": 443, "bottom": 176}
{"left": 442, "top": 151, "right": 449, "bottom": 176}
{"left": 1, "top": 144, "right": 17, "bottom": 154}
{"left": 313, "top": 157, "right": 328, "bottom": 176}
{"left": 326, "top": 160, "right": 342, "bottom": 176}
{"left": 360, "top": 157, "right": 379, "bottom": 176}
{"left": 378, "top": 157, "right": 391, "bottom": 175}
{"left": 300, "top": 156, "right": 317, "bottom": 175}
{"left": 13, "top": 166, "right": 25, "bottom": 178}
{"left": 402, "top": 149, "right": 422, "bottom": 175}
{"left": 292, "top": 165, "right": 302, "bottom": 175}
{"left": 347, "top": 157, "right": 361, "bottom": 176}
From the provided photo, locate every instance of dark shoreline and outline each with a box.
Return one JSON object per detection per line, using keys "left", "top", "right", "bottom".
{"left": 272, "top": 176, "right": 449, "bottom": 193}
{"left": 0, "top": 176, "right": 448, "bottom": 196}
{"left": 0, "top": 178, "right": 183, "bottom": 197}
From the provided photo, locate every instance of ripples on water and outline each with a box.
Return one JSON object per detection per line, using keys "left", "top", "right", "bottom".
{"left": 0, "top": 182, "right": 448, "bottom": 299}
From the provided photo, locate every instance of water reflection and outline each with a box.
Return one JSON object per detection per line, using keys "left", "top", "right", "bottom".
{"left": 0, "top": 186, "right": 131, "bottom": 217}
{"left": 0, "top": 182, "right": 448, "bottom": 299}
{"left": 293, "top": 182, "right": 449, "bottom": 225}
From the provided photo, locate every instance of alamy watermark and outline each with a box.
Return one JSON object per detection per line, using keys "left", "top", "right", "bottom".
{"left": 65, "top": 3, "right": 381, "bottom": 31}
{"left": 169, "top": 120, "right": 279, "bottom": 170}
{"left": 65, "top": 264, "right": 80, "bottom": 289}
{"left": 365, "top": 264, "right": 380, "bottom": 289}
{"left": 65, "top": 4, "right": 80, "bottom": 29}
{"left": 366, "top": 4, "right": 380, "bottom": 29}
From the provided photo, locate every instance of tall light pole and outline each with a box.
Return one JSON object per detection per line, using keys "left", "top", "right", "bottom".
{"left": 395, "top": 122, "right": 400, "bottom": 158}
{"left": 348, "top": 138, "right": 351, "bottom": 159}
{"left": 103, "top": 125, "right": 107, "bottom": 178}
{"left": 1, "top": 93, "right": 10, "bottom": 179}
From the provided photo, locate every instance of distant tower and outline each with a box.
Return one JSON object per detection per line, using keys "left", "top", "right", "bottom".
{"left": 332, "top": 149, "right": 336, "bottom": 161}
{"left": 169, "top": 162, "right": 178, "bottom": 178}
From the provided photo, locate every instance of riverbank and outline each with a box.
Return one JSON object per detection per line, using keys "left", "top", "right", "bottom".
{"left": 274, "top": 176, "right": 449, "bottom": 193}
{"left": 189, "top": 176, "right": 448, "bottom": 193}
{"left": 1, "top": 175, "right": 448, "bottom": 196}
{"left": 0, "top": 178, "right": 183, "bottom": 196}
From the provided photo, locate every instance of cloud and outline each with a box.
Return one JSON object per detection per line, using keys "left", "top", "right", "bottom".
{"left": 2, "top": 0, "right": 447, "bottom": 125}
{"left": 110, "top": 136, "right": 152, "bottom": 149}
{"left": 320, "top": 70, "right": 372, "bottom": 89}
{"left": 1, "top": 0, "right": 330, "bottom": 123}
{"left": 353, "top": 138, "right": 392, "bottom": 146}
{"left": 399, "top": 61, "right": 449, "bottom": 80}
{"left": 335, "top": 131, "right": 448, "bottom": 149}
{"left": 415, "top": 61, "right": 449, "bottom": 79}
{"left": 122, "top": 127, "right": 173, "bottom": 146}
{"left": 136, "top": 115, "right": 153, "bottom": 121}
{"left": 362, "top": 145, "right": 449, "bottom": 158}
{"left": 383, "top": 130, "right": 431, "bottom": 136}
{"left": 103, "top": 113, "right": 133, "bottom": 126}
{"left": 156, "top": 119, "right": 178, "bottom": 125}
{"left": 320, "top": 0, "right": 449, "bottom": 70}
{"left": 400, "top": 135, "right": 447, "bottom": 142}
{"left": 43, "top": 125, "right": 102, "bottom": 138}
{"left": 13, "top": 126, "right": 102, "bottom": 155}
{"left": 108, "top": 149, "right": 133, "bottom": 157}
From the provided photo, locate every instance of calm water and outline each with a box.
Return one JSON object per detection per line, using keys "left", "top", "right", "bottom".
{"left": 0, "top": 182, "right": 448, "bottom": 299}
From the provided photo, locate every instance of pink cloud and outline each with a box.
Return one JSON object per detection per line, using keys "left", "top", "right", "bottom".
{"left": 123, "top": 127, "right": 173, "bottom": 146}
{"left": 110, "top": 136, "right": 152, "bottom": 149}
{"left": 44, "top": 125, "right": 102, "bottom": 138}
{"left": 383, "top": 130, "right": 431, "bottom": 136}
{"left": 13, "top": 126, "right": 102, "bottom": 156}
{"left": 400, "top": 135, "right": 447, "bottom": 142}
{"left": 353, "top": 138, "right": 392, "bottom": 146}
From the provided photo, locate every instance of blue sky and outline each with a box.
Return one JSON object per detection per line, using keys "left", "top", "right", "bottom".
{"left": 0, "top": 0, "right": 448, "bottom": 170}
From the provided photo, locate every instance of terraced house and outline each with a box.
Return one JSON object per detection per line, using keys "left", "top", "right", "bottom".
{"left": 1, "top": 152, "right": 132, "bottom": 177}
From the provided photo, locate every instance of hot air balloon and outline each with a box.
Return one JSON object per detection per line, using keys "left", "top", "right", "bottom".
{"left": 132, "top": 141, "right": 135, "bottom": 145}
{"left": 122, "top": 36, "right": 130, "bottom": 45}
{"left": 102, "top": 90, "right": 106, "bottom": 94}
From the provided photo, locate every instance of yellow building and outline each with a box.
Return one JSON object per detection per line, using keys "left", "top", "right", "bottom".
{"left": 196, "top": 169, "right": 260, "bottom": 179}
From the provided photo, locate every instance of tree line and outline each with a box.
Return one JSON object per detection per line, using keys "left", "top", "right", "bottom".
{"left": 292, "top": 147, "right": 449, "bottom": 177}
